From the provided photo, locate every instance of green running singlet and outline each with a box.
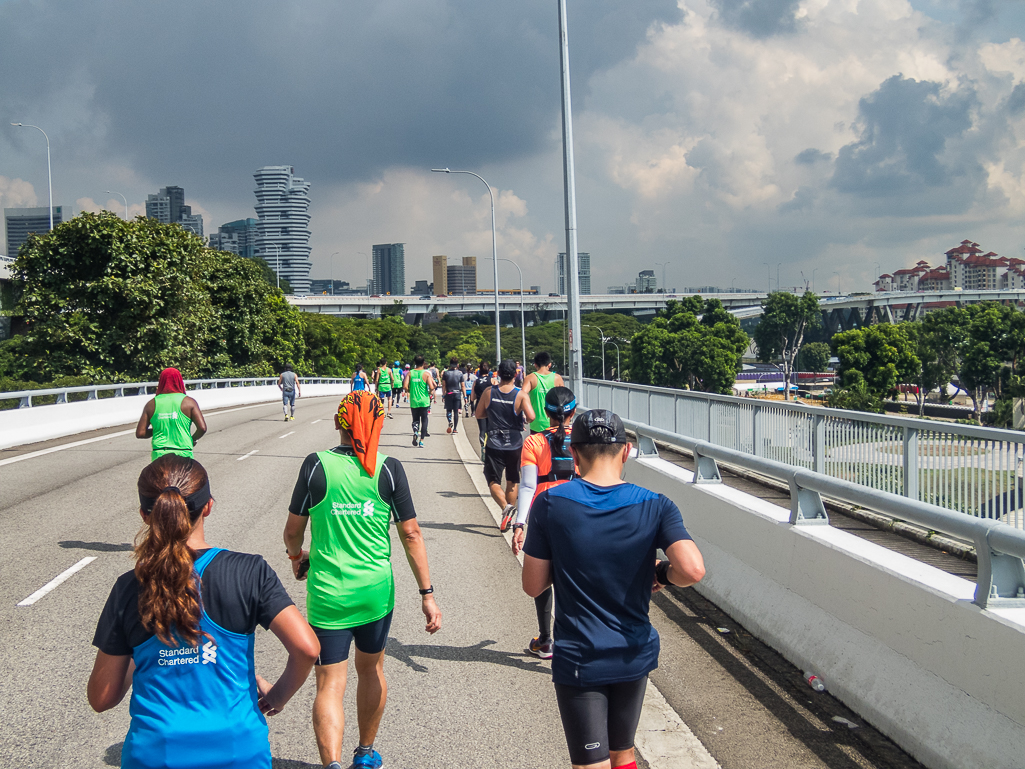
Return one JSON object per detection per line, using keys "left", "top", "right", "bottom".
{"left": 408, "top": 369, "right": 430, "bottom": 409}
{"left": 306, "top": 450, "right": 395, "bottom": 628}
{"left": 150, "top": 393, "right": 194, "bottom": 461}
{"left": 529, "top": 371, "right": 557, "bottom": 432}
{"left": 377, "top": 366, "right": 392, "bottom": 393}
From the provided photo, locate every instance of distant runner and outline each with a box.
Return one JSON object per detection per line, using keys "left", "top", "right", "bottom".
{"left": 442, "top": 357, "right": 464, "bottom": 434}
{"left": 403, "top": 356, "right": 436, "bottom": 448}
{"left": 278, "top": 364, "right": 301, "bottom": 421}
{"left": 373, "top": 358, "right": 394, "bottom": 419}
{"left": 521, "top": 352, "right": 564, "bottom": 435}
{"left": 522, "top": 409, "right": 706, "bottom": 769}
{"left": 135, "top": 367, "right": 207, "bottom": 461}
{"left": 513, "top": 386, "right": 578, "bottom": 660}
{"left": 472, "top": 362, "right": 492, "bottom": 460}
{"left": 463, "top": 365, "right": 476, "bottom": 418}
{"left": 351, "top": 365, "right": 368, "bottom": 392}
{"left": 392, "top": 361, "right": 404, "bottom": 407}
{"left": 283, "top": 392, "right": 441, "bottom": 769}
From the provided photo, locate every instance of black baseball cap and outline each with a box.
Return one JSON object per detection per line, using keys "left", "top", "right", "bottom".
{"left": 498, "top": 359, "right": 517, "bottom": 380}
{"left": 570, "top": 409, "right": 627, "bottom": 445}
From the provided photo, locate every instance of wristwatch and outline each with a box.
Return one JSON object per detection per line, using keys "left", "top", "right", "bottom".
{"left": 419, "top": 586, "right": 434, "bottom": 596}
{"left": 512, "top": 523, "right": 525, "bottom": 530}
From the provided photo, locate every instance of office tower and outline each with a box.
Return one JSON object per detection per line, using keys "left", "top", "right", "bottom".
{"left": 432, "top": 255, "right": 448, "bottom": 295}
{"left": 557, "top": 252, "right": 591, "bottom": 295}
{"left": 412, "top": 279, "right": 432, "bottom": 295}
{"left": 146, "top": 185, "right": 203, "bottom": 238}
{"left": 254, "top": 166, "right": 312, "bottom": 294}
{"left": 209, "top": 218, "right": 259, "bottom": 259}
{"left": 372, "top": 243, "right": 405, "bottom": 295}
{"left": 5, "top": 206, "right": 64, "bottom": 257}
{"left": 447, "top": 257, "right": 477, "bottom": 296}
{"left": 636, "top": 269, "right": 657, "bottom": 292}
{"left": 178, "top": 209, "right": 204, "bottom": 238}
{"left": 145, "top": 194, "right": 171, "bottom": 223}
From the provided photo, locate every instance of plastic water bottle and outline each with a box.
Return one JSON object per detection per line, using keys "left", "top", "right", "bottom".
{"left": 804, "top": 672, "right": 826, "bottom": 692}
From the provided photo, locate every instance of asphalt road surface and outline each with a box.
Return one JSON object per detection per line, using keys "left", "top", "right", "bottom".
{"left": 1, "top": 395, "right": 923, "bottom": 768}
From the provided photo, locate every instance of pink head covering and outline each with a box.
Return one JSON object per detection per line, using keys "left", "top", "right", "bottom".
{"left": 156, "top": 368, "right": 186, "bottom": 395}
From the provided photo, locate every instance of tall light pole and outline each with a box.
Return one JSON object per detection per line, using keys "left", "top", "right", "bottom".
{"left": 607, "top": 340, "right": 621, "bottom": 379}
{"left": 582, "top": 323, "right": 607, "bottom": 379}
{"left": 11, "top": 123, "right": 53, "bottom": 231}
{"left": 330, "top": 251, "right": 340, "bottom": 295}
{"left": 358, "top": 251, "right": 370, "bottom": 294}
{"left": 559, "top": 0, "right": 584, "bottom": 393}
{"left": 497, "top": 257, "right": 527, "bottom": 369}
{"left": 105, "top": 190, "right": 128, "bottom": 220}
{"left": 431, "top": 168, "right": 501, "bottom": 361}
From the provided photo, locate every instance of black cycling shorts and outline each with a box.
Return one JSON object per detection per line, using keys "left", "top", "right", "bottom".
{"left": 444, "top": 393, "right": 462, "bottom": 411}
{"left": 483, "top": 446, "right": 522, "bottom": 485}
{"left": 312, "top": 611, "right": 393, "bottom": 666}
{"left": 554, "top": 676, "right": 648, "bottom": 765}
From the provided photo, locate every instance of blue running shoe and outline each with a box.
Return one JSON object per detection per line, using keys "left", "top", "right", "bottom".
{"left": 351, "top": 748, "right": 383, "bottom": 768}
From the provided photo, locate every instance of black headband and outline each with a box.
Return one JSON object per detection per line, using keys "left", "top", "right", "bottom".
{"left": 140, "top": 479, "right": 212, "bottom": 517}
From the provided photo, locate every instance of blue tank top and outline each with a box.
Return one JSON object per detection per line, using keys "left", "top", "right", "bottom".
{"left": 122, "top": 548, "right": 270, "bottom": 769}
{"left": 352, "top": 372, "right": 367, "bottom": 391}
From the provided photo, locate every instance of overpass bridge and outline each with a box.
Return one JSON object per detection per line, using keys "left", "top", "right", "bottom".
{"left": 1, "top": 377, "right": 1023, "bottom": 768}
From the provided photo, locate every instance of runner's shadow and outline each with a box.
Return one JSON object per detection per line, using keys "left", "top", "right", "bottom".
{"left": 60, "top": 540, "right": 133, "bottom": 552}
{"left": 435, "top": 491, "right": 482, "bottom": 498}
{"left": 271, "top": 760, "right": 321, "bottom": 768}
{"left": 419, "top": 521, "right": 502, "bottom": 539}
{"left": 103, "top": 743, "right": 122, "bottom": 766}
{"left": 386, "top": 638, "right": 548, "bottom": 675}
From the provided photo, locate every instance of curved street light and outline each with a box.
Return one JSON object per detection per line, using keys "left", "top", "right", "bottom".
{"left": 11, "top": 123, "right": 53, "bottom": 231}
{"left": 104, "top": 190, "right": 129, "bottom": 220}
{"left": 497, "top": 257, "right": 527, "bottom": 372}
{"left": 582, "top": 323, "right": 607, "bottom": 379}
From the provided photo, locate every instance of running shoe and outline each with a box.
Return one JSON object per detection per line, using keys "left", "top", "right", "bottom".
{"left": 387, "top": 413, "right": 393, "bottom": 419}
{"left": 284, "top": 415, "right": 289, "bottom": 421}
{"left": 418, "top": 440, "right": 425, "bottom": 448}
{"left": 351, "top": 748, "right": 383, "bottom": 769}
{"left": 412, "top": 425, "right": 420, "bottom": 446}
{"left": 447, "top": 425, "right": 453, "bottom": 434}
{"left": 527, "top": 636, "right": 554, "bottom": 659}
{"left": 500, "top": 504, "right": 515, "bottom": 532}
{"left": 326, "top": 762, "right": 343, "bottom": 769}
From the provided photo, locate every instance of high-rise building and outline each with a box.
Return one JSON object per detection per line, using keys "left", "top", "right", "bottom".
{"left": 447, "top": 257, "right": 477, "bottom": 296}
{"left": 178, "top": 209, "right": 204, "bottom": 238}
{"left": 432, "top": 255, "right": 448, "bottom": 295}
{"left": 557, "top": 252, "right": 591, "bottom": 295}
{"left": 146, "top": 185, "right": 203, "bottom": 238}
{"left": 5, "top": 206, "right": 64, "bottom": 257}
{"left": 254, "top": 166, "right": 312, "bottom": 294}
{"left": 372, "top": 243, "right": 405, "bottom": 295}
{"left": 209, "top": 218, "right": 259, "bottom": 259}
{"left": 636, "top": 269, "right": 657, "bottom": 293}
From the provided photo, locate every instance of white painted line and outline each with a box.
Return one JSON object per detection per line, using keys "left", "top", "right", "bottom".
{"left": 279, "top": 431, "right": 295, "bottom": 439}
{"left": 17, "top": 557, "right": 97, "bottom": 606}
{"left": 452, "top": 427, "right": 721, "bottom": 769}
{"left": 311, "top": 419, "right": 322, "bottom": 425}
{"left": 237, "top": 449, "right": 259, "bottom": 461}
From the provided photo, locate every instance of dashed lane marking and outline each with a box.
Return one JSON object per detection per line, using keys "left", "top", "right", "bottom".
{"left": 279, "top": 431, "right": 295, "bottom": 439}
{"left": 311, "top": 419, "right": 323, "bottom": 425}
{"left": 17, "top": 557, "right": 97, "bottom": 606}
{"left": 237, "top": 450, "right": 259, "bottom": 461}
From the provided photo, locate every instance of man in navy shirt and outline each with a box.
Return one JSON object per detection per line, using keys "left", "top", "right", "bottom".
{"left": 522, "top": 409, "right": 705, "bottom": 769}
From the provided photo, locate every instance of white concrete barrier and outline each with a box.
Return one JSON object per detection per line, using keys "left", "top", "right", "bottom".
{"left": 0, "top": 383, "right": 351, "bottom": 451}
{"left": 625, "top": 454, "right": 1025, "bottom": 769}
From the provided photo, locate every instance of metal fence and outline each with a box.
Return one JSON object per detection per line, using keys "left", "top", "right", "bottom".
{"left": 582, "top": 380, "right": 1025, "bottom": 531}
{"left": 1, "top": 377, "right": 350, "bottom": 409}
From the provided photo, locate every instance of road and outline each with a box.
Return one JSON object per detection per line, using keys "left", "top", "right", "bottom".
{"left": 1, "top": 395, "right": 922, "bottom": 768}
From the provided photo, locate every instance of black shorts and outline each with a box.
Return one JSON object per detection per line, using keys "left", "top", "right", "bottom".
{"left": 483, "top": 446, "right": 522, "bottom": 485}
{"left": 312, "top": 611, "right": 393, "bottom": 666}
{"left": 444, "top": 393, "right": 462, "bottom": 411}
{"left": 554, "top": 677, "right": 648, "bottom": 765}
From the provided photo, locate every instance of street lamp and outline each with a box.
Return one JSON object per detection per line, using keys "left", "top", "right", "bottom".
{"left": 358, "top": 251, "right": 370, "bottom": 294}
{"left": 607, "top": 340, "right": 621, "bottom": 379}
{"left": 497, "top": 257, "right": 527, "bottom": 370}
{"left": 105, "top": 190, "right": 128, "bottom": 220}
{"left": 431, "top": 168, "right": 501, "bottom": 361}
{"left": 11, "top": 123, "right": 53, "bottom": 231}
{"left": 582, "top": 323, "right": 607, "bottom": 379}
{"left": 330, "top": 252, "right": 340, "bottom": 295}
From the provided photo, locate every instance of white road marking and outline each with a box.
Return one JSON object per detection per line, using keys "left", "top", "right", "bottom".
{"left": 279, "top": 431, "right": 295, "bottom": 439}
{"left": 237, "top": 450, "right": 259, "bottom": 461}
{"left": 311, "top": 419, "right": 322, "bottom": 425}
{"left": 452, "top": 426, "right": 721, "bottom": 769}
{"left": 17, "top": 557, "right": 97, "bottom": 606}
{"left": 0, "top": 402, "right": 281, "bottom": 468}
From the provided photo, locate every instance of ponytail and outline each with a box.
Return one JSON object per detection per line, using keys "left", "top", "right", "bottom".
{"left": 550, "top": 411, "right": 569, "bottom": 453}
{"left": 135, "top": 456, "right": 211, "bottom": 648}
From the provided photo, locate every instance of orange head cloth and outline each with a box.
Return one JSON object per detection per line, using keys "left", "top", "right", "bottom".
{"left": 337, "top": 391, "right": 385, "bottom": 476}
{"left": 156, "top": 368, "right": 186, "bottom": 395}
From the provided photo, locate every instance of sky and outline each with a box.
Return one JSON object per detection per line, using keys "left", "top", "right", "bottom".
{"left": 2, "top": 0, "right": 1024, "bottom": 295}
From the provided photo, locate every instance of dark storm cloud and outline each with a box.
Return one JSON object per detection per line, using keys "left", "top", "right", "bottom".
{"left": 830, "top": 74, "right": 984, "bottom": 215}
{"left": 709, "top": 0, "right": 802, "bottom": 37}
{"left": 1007, "top": 83, "right": 1025, "bottom": 116}
{"left": 0, "top": 0, "right": 679, "bottom": 195}
{"left": 794, "top": 148, "right": 831, "bottom": 165}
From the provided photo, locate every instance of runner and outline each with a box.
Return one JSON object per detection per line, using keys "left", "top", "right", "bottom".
{"left": 474, "top": 359, "right": 535, "bottom": 529}
{"left": 351, "top": 365, "right": 368, "bottom": 392}
{"left": 373, "top": 358, "right": 394, "bottom": 419}
{"left": 463, "top": 365, "right": 477, "bottom": 419}
{"left": 442, "top": 357, "right": 465, "bottom": 434}
{"left": 428, "top": 362, "right": 441, "bottom": 394}
{"left": 89, "top": 455, "right": 319, "bottom": 769}
{"left": 512, "top": 386, "right": 578, "bottom": 659}
{"left": 514, "top": 361, "right": 525, "bottom": 387}
{"left": 135, "top": 367, "right": 207, "bottom": 461}
{"left": 521, "top": 351, "right": 565, "bottom": 435}
{"left": 391, "top": 361, "right": 404, "bottom": 408}
{"left": 283, "top": 392, "right": 441, "bottom": 769}
{"left": 403, "top": 355, "right": 436, "bottom": 448}
{"left": 521, "top": 409, "right": 706, "bottom": 769}
{"left": 472, "top": 362, "right": 492, "bottom": 460}
{"left": 278, "top": 364, "right": 301, "bottom": 421}
{"left": 402, "top": 365, "right": 411, "bottom": 404}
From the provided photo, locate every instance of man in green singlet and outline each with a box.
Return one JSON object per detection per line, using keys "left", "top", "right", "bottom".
{"left": 392, "top": 361, "right": 404, "bottom": 407}
{"left": 372, "top": 358, "right": 394, "bottom": 419}
{"left": 521, "top": 351, "right": 564, "bottom": 435}
{"left": 135, "top": 367, "right": 208, "bottom": 461}
{"left": 402, "top": 355, "right": 436, "bottom": 448}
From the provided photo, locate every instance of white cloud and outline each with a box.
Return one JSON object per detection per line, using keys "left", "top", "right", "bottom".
{"left": 0, "top": 176, "right": 38, "bottom": 210}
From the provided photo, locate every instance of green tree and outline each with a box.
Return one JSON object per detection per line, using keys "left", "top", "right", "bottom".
{"left": 753, "top": 291, "right": 820, "bottom": 400}
{"left": 630, "top": 297, "right": 748, "bottom": 393}
{"left": 798, "top": 342, "right": 830, "bottom": 373}
{"left": 445, "top": 328, "right": 486, "bottom": 363}
{"left": 830, "top": 323, "right": 921, "bottom": 403}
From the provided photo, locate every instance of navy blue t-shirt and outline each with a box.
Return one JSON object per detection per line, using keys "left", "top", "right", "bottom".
{"left": 522, "top": 479, "right": 691, "bottom": 686}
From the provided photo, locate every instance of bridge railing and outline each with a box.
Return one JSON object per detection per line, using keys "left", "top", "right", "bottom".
{"left": 582, "top": 379, "right": 1025, "bottom": 531}
{"left": 1, "top": 377, "right": 349, "bottom": 409}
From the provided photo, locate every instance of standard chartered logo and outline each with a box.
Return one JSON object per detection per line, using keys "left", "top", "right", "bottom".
{"left": 362, "top": 500, "right": 375, "bottom": 517}
{"left": 202, "top": 641, "right": 218, "bottom": 665}
{"left": 330, "top": 499, "right": 377, "bottom": 517}
{"left": 157, "top": 640, "right": 218, "bottom": 667}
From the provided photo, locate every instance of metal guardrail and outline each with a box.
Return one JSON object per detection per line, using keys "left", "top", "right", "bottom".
{"left": 583, "top": 379, "right": 1025, "bottom": 531}
{"left": 622, "top": 418, "right": 1025, "bottom": 609}
{"left": 0, "top": 377, "right": 350, "bottom": 409}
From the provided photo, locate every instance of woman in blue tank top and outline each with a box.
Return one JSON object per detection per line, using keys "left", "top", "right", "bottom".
{"left": 88, "top": 456, "right": 320, "bottom": 769}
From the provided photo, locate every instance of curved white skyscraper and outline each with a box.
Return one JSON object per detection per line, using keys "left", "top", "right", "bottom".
{"left": 254, "top": 166, "right": 312, "bottom": 294}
